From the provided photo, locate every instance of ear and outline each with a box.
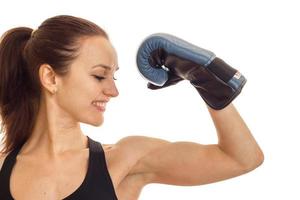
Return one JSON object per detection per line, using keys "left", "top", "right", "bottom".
{"left": 39, "top": 64, "right": 58, "bottom": 94}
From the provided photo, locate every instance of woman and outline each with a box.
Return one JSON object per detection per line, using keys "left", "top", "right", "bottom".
{"left": 0, "top": 15, "right": 264, "bottom": 200}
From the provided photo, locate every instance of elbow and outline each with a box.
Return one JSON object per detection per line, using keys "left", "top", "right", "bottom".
{"left": 252, "top": 150, "right": 264, "bottom": 170}
{"left": 242, "top": 149, "right": 264, "bottom": 173}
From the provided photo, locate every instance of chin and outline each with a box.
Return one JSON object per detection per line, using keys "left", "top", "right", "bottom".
{"left": 95, "top": 120, "right": 104, "bottom": 127}
{"left": 94, "top": 117, "right": 105, "bottom": 127}
{"left": 81, "top": 116, "right": 104, "bottom": 127}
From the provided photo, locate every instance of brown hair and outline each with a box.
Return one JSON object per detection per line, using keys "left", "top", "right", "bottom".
{"left": 0, "top": 15, "right": 109, "bottom": 154}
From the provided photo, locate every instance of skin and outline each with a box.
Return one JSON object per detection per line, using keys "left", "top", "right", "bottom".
{"left": 0, "top": 36, "right": 264, "bottom": 200}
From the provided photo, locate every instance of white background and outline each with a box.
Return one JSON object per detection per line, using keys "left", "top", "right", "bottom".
{"left": 1, "top": 0, "right": 299, "bottom": 199}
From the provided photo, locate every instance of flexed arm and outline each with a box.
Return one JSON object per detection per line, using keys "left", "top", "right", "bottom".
{"left": 120, "top": 33, "right": 264, "bottom": 186}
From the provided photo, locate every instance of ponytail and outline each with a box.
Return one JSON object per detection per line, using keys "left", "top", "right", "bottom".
{"left": 0, "top": 27, "right": 40, "bottom": 154}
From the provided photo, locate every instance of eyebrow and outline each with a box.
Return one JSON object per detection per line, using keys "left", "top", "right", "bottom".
{"left": 92, "top": 64, "right": 119, "bottom": 71}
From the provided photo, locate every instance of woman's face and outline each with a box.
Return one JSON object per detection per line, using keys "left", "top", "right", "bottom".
{"left": 56, "top": 36, "right": 119, "bottom": 126}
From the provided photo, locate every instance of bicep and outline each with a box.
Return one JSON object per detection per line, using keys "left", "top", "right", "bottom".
{"left": 135, "top": 142, "right": 246, "bottom": 186}
{"left": 115, "top": 136, "right": 171, "bottom": 176}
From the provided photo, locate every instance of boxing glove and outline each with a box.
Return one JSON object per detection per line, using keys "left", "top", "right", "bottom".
{"left": 136, "top": 33, "right": 247, "bottom": 110}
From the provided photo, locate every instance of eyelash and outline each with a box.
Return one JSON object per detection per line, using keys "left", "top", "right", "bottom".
{"left": 94, "top": 76, "right": 117, "bottom": 81}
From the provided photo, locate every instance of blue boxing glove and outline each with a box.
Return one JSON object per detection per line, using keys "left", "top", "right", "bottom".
{"left": 136, "top": 33, "right": 247, "bottom": 110}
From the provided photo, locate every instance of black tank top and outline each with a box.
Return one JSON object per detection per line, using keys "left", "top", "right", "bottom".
{"left": 0, "top": 136, "right": 118, "bottom": 200}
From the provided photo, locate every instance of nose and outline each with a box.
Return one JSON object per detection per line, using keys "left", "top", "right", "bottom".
{"left": 103, "top": 79, "right": 119, "bottom": 98}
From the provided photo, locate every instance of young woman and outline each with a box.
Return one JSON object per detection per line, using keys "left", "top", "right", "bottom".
{"left": 0, "top": 15, "right": 263, "bottom": 200}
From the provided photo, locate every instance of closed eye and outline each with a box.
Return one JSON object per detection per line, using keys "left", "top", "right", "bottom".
{"left": 94, "top": 76, "right": 105, "bottom": 81}
{"left": 94, "top": 76, "right": 117, "bottom": 81}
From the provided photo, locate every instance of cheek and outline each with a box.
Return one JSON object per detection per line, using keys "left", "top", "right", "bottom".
{"left": 56, "top": 79, "right": 105, "bottom": 125}
{"left": 58, "top": 79, "right": 96, "bottom": 111}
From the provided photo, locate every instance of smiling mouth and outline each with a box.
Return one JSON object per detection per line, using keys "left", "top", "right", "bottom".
{"left": 92, "top": 101, "right": 106, "bottom": 112}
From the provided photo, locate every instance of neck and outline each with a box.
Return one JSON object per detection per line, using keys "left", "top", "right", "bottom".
{"left": 19, "top": 97, "right": 88, "bottom": 160}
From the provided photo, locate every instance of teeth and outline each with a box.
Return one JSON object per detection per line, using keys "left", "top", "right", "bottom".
{"left": 92, "top": 101, "right": 106, "bottom": 108}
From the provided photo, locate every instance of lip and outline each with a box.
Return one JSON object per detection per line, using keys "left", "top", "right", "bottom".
{"left": 92, "top": 100, "right": 108, "bottom": 112}
{"left": 93, "top": 104, "right": 106, "bottom": 112}
{"left": 92, "top": 100, "right": 107, "bottom": 112}
{"left": 94, "top": 100, "right": 109, "bottom": 103}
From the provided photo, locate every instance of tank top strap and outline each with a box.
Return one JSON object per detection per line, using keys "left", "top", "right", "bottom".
{"left": 86, "top": 136, "right": 118, "bottom": 200}
{"left": 0, "top": 144, "right": 23, "bottom": 199}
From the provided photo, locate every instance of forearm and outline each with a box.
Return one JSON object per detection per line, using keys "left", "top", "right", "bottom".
{"left": 207, "top": 103, "right": 264, "bottom": 169}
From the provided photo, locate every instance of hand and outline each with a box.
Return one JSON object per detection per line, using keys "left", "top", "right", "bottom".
{"left": 136, "top": 33, "right": 247, "bottom": 110}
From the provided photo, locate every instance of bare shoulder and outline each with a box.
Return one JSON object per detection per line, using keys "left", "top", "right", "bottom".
{"left": 115, "top": 136, "right": 171, "bottom": 175}
{"left": 99, "top": 136, "right": 171, "bottom": 189}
